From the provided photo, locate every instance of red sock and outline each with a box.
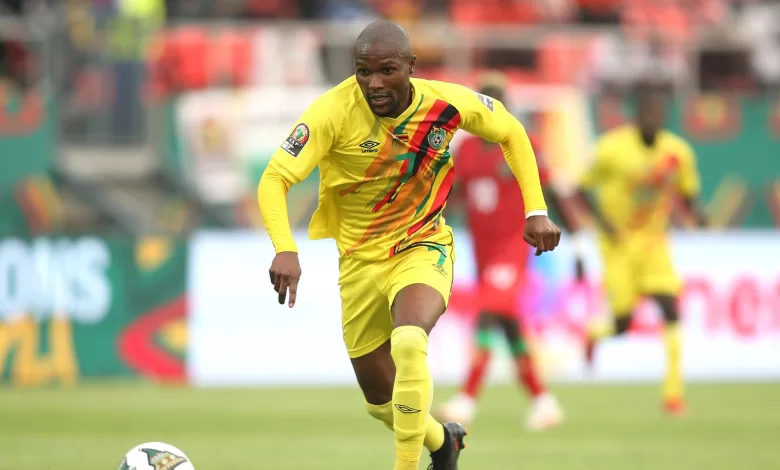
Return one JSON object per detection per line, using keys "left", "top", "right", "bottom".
{"left": 515, "top": 354, "right": 545, "bottom": 398}
{"left": 463, "top": 349, "right": 491, "bottom": 399}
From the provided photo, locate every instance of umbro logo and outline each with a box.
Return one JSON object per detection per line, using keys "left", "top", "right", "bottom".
{"left": 359, "top": 140, "right": 380, "bottom": 153}
{"left": 395, "top": 404, "right": 421, "bottom": 414}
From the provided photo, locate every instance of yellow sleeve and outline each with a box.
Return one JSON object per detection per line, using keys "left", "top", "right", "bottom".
{"left": 443, "top": 83, "right": 546, "bottom": 214}
{"left": 580, "top": 136, "right": 610, "bottom": 190}
{"left": 257, "top": 167, "right": 296, "bottom": 253}
{"left": 677, "top": 140, "right": 701, "bottom": 198}
{"left": 267, "top": 93, "right": 340, "bottom": 184}
{"left": 258, "top": 92, "right": 341, "bottom": 253}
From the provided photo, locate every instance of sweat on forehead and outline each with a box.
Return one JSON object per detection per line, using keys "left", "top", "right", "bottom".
{"left": 354, "top": 20, "right": 412, "bottom": 59}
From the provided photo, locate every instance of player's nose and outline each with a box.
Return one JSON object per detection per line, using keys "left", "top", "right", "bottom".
{"left": 368, "top": 74, "right": 385, "bottom": 92}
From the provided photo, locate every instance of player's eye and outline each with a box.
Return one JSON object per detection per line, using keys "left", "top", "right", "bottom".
{"left": 381, "top": 67, "right": 394, "bottom": 74}
{"left": 357, "top": 68, "right": 371, "bottom": 76}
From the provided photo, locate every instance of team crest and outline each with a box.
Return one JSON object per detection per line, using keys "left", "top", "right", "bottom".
{"left": 428, "top": 126, "right": 446, "bottom": 150}
{"left": 140, "top": 449, "right": 188, "bottom": 470}
{"left": 281, "top": 123, "right": 310, "bottom": 157}
{"left": 683, "top": 94, "right": 739, "bottom": 140}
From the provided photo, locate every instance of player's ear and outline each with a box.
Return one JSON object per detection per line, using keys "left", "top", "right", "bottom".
{"left": 409, "top": 55, "right": 417, "bottom": 75}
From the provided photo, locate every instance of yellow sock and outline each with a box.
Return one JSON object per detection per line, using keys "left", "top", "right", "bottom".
{"left": 365, "top": 402, "right": 445, "bottom": 451}
{"left": 662, "top": 323, "right": 683, "bottom": 401}
{"left": 390, "top": 326, "right": 433, "bottom": 470}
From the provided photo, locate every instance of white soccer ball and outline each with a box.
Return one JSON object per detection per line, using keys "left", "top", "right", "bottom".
{"left": 119, "top": 442, "right": 195, "bottom": 470}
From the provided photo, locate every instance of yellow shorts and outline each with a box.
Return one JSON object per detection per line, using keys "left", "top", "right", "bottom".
{"left": 339, "top": 240, "right": 455, "bottom": 359}
{"left": 600, "top": 234, "right": 681, "bottom": 314}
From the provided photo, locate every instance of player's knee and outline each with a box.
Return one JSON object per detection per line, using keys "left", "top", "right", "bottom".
{"left": 662, "top": 309, "right": 680, "bottom": 324}
{"left": 654, "top": 295, "right": 680, "bottom": 324}
{"left": 614, "top": 316, "right": 632, "bottom": 336}
{"left": 390, "top": 326, "right": 428, "bottom": 367}
{"left": 365, "top": 401, "right": 394, "bottom": 429}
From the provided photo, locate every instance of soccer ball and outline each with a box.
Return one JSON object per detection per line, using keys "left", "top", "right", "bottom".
{"left": 118, "top": 442, "right": 195, "bottom": 470}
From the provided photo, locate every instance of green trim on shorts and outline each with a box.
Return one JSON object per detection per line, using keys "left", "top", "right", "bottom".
{"left": 510, "top": 337, "right": 528, "bottom": 355}
{"left": 476, "top": 329, "right": 497, "bottom": 349}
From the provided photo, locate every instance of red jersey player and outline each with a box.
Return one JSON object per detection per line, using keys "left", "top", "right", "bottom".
{"left": 437, "top": 75, "right": 573, "bottom": 431}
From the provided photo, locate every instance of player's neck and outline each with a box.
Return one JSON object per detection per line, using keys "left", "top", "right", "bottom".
{"left": 636, "top": 126, "right": 658, "bottom": 148}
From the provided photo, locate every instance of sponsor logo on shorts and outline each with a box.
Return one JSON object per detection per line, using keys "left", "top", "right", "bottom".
{"left": 475, "top": 92, "right": 494, "bottom": 111}
{"left": 395, "top": 403, "right": 421, "bottom": 414}
{"left": 359, "top": 140, "right": 380, "bottom": 153}
{"left": 281, "top": 123, "right": 309, "bottom": 157}
{"left": 432, "top": 263, "right": 448, "bottom": 277}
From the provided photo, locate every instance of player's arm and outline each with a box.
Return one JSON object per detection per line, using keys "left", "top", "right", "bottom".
{"left": 450, "top": 85, "right": 560, "bottom": 255}
{"left": 677, "top": 141, "right": 708, "bottom": 228}
{"left": 575, "top": 137, "right": 617, "bottom": 238}
{"left": 257, "top": 94, "right": 338, "bottom": 307}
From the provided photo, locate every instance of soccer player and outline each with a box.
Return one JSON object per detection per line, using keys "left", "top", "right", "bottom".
{"left": 574, "top": 84, "right": 707, "bottom": 415}
{"left": 257, "top": 20, "right": 561, "bottom": 470}
{"left": 437, "top": 74, "right": 568, "bottom": 431}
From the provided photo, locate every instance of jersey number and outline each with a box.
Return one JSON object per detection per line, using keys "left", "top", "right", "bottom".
{"left": 468, "top": 178, "right": 498, "bottom": 213}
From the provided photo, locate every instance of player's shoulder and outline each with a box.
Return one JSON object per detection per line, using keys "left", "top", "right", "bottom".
{"left": 659, "top": 129, "right": 695, "bottom": 155}
{"left": 313, "top": 75, "right": 361, "bottom": 112}
{"left": 412, "top": 78, "right": 489, "bottom": 109}
{"left": 306, "top": 76, "right": 363, "bottom": 129}
{"left": 595, "top": 124, "right": 633, "bottom": 153}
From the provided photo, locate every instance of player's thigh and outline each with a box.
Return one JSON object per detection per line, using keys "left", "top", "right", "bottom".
{"left": 386, "top": 243, "right": 455, "bottom": 332}
{"left": 637, "top": 238, "right": 681, "bottom": 297}
{"left": 600, "top": 241, "right": 639, "bottom": 314}
{"left": 339, "top": 256, "right": 394, "bottom": 360}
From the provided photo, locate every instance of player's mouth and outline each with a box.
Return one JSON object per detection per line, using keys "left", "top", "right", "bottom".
{"left": 369, "top": 94, "right": 391, "bottom": 106}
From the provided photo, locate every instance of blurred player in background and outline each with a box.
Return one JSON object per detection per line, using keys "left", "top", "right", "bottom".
{"left": 437, "top": 73, "right": 573, "bottom": 431}
{"left": 258, "top": 20, "right": 561, "bottom": 470}
{"left": 573, "top": 83, "right": 707, "bottom": 415}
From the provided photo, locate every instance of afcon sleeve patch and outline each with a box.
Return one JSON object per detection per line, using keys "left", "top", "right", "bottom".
{"left": 475, "top": 93, "right": 494, "bottom": 111}
{"left": 281, "top": 123, "right": 310, "bottom": 157}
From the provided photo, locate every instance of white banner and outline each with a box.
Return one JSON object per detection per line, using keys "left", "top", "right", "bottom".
{"left": 188, "top": 230, "right": 780, "bottom": 386}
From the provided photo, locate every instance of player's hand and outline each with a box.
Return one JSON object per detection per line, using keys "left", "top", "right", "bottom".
{"left": 524, "top": 215, "right": 562, "bottom": 256}
{"left": 269, "top": 252, "right": 301, "bottom": 308}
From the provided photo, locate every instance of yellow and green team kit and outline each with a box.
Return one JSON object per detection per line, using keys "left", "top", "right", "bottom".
{"left": 257, "top": 75, "right": 548, "bottom": 470}
{"left": 258, "top": 75, "right": 546, "bottom": 260}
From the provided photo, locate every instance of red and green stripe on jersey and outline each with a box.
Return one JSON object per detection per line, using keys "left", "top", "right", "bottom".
{"left": 346, "top": 95, "right": 461, "bottom": 256}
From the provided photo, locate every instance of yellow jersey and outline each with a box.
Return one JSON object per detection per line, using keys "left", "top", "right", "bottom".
{"left": 259, "top": 76, "right": 546, "bottom": 260}
{"left": 581, "top": 124, "right": 701, "bottom": 236}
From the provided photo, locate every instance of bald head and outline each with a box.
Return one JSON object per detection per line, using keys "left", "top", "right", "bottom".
{"left": 355, "top": 20, "right": 413, "bottom": 60}
{"left": 353, "top": 20, "right": 416, "bottom": 118}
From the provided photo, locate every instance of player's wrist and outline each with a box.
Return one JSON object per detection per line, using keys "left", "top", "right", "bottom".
{"left": 525, "top": 210, "right": 548, "bottom": 219}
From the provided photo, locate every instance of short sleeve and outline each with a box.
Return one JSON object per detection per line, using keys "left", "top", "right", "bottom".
{"left": 439, "top": 82, "right": 514, "bottom": 143}
{"left": 677, "top": 140, "right": 701, "bottom": 197}
{"left": 268, "top": 93, "right": 339, "bottom": 184}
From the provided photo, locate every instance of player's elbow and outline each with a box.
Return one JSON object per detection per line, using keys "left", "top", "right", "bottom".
{"left": 257, "top": 165, "right": 292, "bottom": 204}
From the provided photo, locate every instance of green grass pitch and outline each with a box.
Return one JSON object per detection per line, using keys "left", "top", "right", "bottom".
{"left": 1, "top": 383, "right": 778, "bottom": 470}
